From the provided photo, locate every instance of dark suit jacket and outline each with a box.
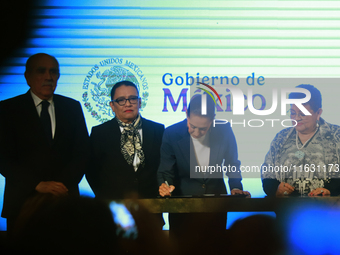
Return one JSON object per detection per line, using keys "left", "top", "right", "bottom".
{"left": 0, "top": 91, "right": 89, "bottom": 218}
{"left": 157, "top": 119, "right": 243, "bottom": 196}
{"left": 86, "top": 117, "right": 164, "bottom": 200}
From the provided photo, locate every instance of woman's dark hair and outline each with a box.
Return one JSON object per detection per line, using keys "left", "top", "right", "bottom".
{"left": 110, "top": 80, "right": 139, "bottom": 100}
{"left": 187, "top": 94, "right": 215, "bottom": 121}
{"left": 288, "top": 84, "right": 322, "bottom": 112}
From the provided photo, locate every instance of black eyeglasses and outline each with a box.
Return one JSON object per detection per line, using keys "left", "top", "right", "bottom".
{"left": 112, "top": 96, "right": 139, "bottom": 106}
{"left": 288, "top": 109, "right": 313, "bottom": 119}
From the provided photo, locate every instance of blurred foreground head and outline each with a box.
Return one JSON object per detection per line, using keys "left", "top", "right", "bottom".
{"left": 228, "top": 215, "right": 284, "bottom": 255}
{"left": 13, "top": 194, "right": 117, "bottom": 255}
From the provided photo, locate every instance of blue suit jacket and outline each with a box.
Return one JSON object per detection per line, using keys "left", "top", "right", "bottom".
{"left": 157, "top": 119, "right": 243, "bottom": 196}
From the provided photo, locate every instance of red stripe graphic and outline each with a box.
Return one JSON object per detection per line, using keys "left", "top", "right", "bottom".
{"left": 198, "top": 82, "right": 222, "bottom": 106}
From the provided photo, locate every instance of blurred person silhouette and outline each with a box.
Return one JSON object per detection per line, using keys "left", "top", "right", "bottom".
{"left": 228, "top": 214, "right": 284, "bottom": 255}
{"left": 11, "top": 194, "right": 118, "bottom": 255}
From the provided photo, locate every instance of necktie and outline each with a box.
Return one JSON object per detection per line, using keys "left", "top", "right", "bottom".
{"left": 40, "top": 100, "right": 52, "bottom": 142}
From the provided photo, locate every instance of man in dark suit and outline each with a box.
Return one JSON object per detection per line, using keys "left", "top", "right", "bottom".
{"left": 86, "top": 81, "right": 164, "bottom": 200}
{"left": 0, "top": 53, "right": 89, "bottom": 232}
{"left": 157, "top": 95, "right": 250, "bottom": 253}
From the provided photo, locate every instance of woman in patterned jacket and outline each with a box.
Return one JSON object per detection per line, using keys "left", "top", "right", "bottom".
{"left": 261, "top": 84, "right": 340, "bottom": 197}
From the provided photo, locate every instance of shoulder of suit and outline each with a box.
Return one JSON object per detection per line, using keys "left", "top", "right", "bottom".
{"left": 210, "top": 121, "right": 233, "bottom": 139}
{"left": 0, "top": 93, "right": 79, "bottom": 104}
{"left": 0, "top": 93, "right": 29, "bottom": 105}
{"left": 0, "top": 93, "right": 32, "bottom": 114}
{"left": 0, "top": 93, "right": 82, "bottom": 114}
{"left": 92, "top": 117, "right": 165, "bottom": 133}
{"left": 164, "top": 119, "right": 187, "bottom": 136}
{"left": 53, "top": 94, "right": 81, "bottom": 105}
{"left": 166, "top": 119, "right": 186, "bottom": 129}
{"left": 141, "top": 117, "right": 164, "bottom": 129}
{"left": 93, "top": 118, "right": 115, "bottom": 128}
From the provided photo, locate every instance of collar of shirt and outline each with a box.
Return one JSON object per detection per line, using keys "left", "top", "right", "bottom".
{"left": 190, "top": 130, "right": 210, "bottom": 147}
{"left": 30, "top": 90, "right": 54, "bottom": 109}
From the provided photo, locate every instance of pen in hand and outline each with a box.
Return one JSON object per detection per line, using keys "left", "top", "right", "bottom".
{"left": 165, "top": 181, "right": 172, "bottom": 194}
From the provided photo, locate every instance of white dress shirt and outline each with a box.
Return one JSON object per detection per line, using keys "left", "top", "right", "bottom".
{"left": 191, "top": 131, "right": 210, "bottom": 168}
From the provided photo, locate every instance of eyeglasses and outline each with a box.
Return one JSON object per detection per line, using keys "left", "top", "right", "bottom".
{"left": 288, "top": 109, "right": 311, "bottom": 119}
{"left": 112, "top": 96, "right": 139, "bottom": 106}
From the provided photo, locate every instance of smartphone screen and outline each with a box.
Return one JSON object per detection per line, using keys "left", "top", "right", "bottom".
{"left": 109, "top": 201, "right": 138, "bottom": 239}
